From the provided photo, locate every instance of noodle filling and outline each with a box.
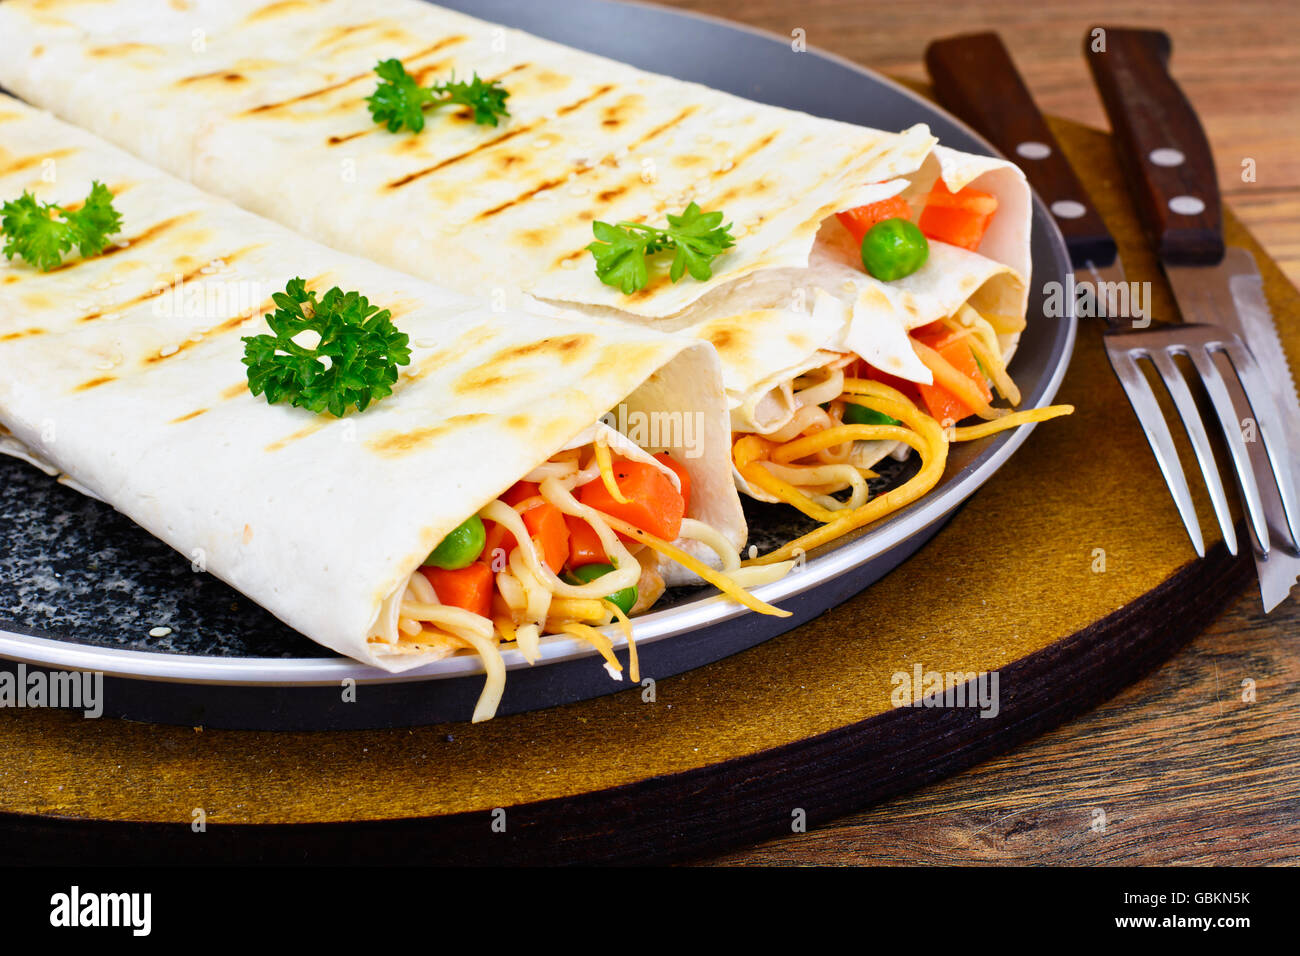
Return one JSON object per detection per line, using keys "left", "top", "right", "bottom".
{"left": 375, "top": 431, "right": 793, "bottom": 721}
{"left": 736, "top": 305, "right": 1073, "bottom": 562}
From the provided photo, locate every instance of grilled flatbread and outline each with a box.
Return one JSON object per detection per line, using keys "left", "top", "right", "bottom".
{"left": 0, "top": 0, "right": 1032, "bottom": 438}
{"left": 0, "top": 94, "right": 749, "bottom": 680}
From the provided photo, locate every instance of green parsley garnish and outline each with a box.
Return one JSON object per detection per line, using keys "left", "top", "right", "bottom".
{"left": 1, "top": 181, "right": 123, "bottom": 272}
{"left": 366, "top": 58, "right": 510, "bottom": 133}
{"left": 241, "top": 278, "right": 412, "bottom": 418}
{"left": 587, "top": 203, "right": 736, "bottom": 295}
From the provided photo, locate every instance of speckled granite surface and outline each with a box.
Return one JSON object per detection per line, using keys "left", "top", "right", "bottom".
{"left": 0, "top": 454, "right": 320, "bottom": 658}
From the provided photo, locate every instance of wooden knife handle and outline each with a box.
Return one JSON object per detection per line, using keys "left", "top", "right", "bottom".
{"left": 926, "top": 31, "right": 1118, "bottom": 268}
{"left": 1083, "top": 26, "right": 1224, "bottom": 265}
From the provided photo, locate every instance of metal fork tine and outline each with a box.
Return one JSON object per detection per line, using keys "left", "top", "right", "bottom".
{"left": 1175, "top": 280, "right": 1294, "bottom": 548}
{"left": 1147, "top": 349, "right": 1238, "bottom": 556}
{"left": 1106, "top": 347, "right": 1206, "bottom": 557}
{"left": 1184, "top": 346, "right": 1271, "bottom": 554}
{"left": 1219, "top": 338, "right": 1300, "bottom": 548}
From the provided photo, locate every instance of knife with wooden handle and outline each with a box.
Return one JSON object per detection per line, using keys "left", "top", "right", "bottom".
{"left": 1085, "top": 25, "right": 1300, "bottom": 608}
{"left": 1083, "top": 27, "right": 1224, "bottom": 266}
{"left": 925, "top": 30, "right": 1130, "bottom": 322}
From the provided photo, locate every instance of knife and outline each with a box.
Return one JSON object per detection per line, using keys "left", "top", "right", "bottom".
{"left": 925, "top": 31, "right": 1133, "bottom": 324}
{"left": 1085, "top": 26, "right": 1300, "bottom": 609}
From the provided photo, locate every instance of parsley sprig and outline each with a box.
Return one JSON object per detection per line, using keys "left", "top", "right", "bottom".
{"left": 587, "top": 203, "right": 736, "bottom": 294}
{"left": 1, "top": 181, "right": 123, "bottom": 272}
{"left": 242, "top": 278, "right": 412, "bottom": 418}
{"left": 366, "top": 58, "right": 510, "bottom": 133}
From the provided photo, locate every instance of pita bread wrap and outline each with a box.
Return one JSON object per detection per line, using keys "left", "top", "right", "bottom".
{"left": 0, "top": 0, "right": 1071, "bottom": 556}
{"left": 0, "top": 95, "right": 755, "bottom": 695}
{"left": 0, "top": 0, "right": 1032, "bottom": 434}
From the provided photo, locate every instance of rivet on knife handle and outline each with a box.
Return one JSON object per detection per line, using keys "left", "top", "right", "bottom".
{"left": 1083, "top": 26, "right": 1224, "bottom": 266}
{"left": 926, "top": 31, "right": 1118, "bottom": 269}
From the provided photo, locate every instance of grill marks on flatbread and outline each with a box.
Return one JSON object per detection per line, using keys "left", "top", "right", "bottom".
{"left": 626, "top": 105, "right": 701, "bottom": 151}
{"left": 243, "top": 72, "right": 371, "bottom": 116}
{"left": 176, "top": 70, "right": 250, "bottom": 87}
{"left": 168, "top": 407, "right": 209, "bottom": 424}
{"left": 1, "top": 2, "right": 903, "bottom": 317}
{"left": 365, "top": 412, "right": 490, "bottom": 458}
{"left": 0, "top": 205, "right": 270, "bottom": 395}
{"left": 387, "top": 90, "right": 713, "bottom": 236}
{"left": 381, "top": 118, "right": 523, "bottom": 183}
{"left": 140, "top": 278, "right": 272, "bottom": 366}
{"left": 473, "top": 175, "right": 570, "bottom": 222}
{"left": 538, "top": 123, "right": 778, "bottom": 273}
{"left": 0, "top": 146, "right": 77, "bottom": 178}
{"left": 46, "top": 210, "right": 198, "bottom": 277}
{"left": 0, "top": 185, "right": 205, "bottom": 333}
{"left": 381, "top": 80, "right": 613, "bottom": 189}
{"left": 241, "top": 0, "right": 317, "bottom": 25}
{"left": 88, "top": 43, "right": 163, "bottom": 60}
{"left": 241, "top": 34, "right": 469, "bottom": 116}
{"left": 73, "top": 375, "right": 116, "bottom": 391}
{"left": 0, "top": 0, "right": 1017, "bottom": 324}
{"left": 326, "top": 129, "right": 369, "bottom": 146}
{"left": 323, "top": 60, "right": 533, "bottom": 149}
{"left": 57, "top": 244, "right": 267, "bottom": 396}
{"left": 57, "top": 181, "right": 136, "bottom": 212}
{"left": 310, "top": 20, "right": 412, "bottom": 54}
{"left": 263, "top": 419, "right": 330, "bottom": 453}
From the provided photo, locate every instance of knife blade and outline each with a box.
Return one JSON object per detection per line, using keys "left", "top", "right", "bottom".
{"left": 1225, "top": 254, "right": 1300, "bottom": 429}
{"left": 925, "top": 31, "right": 1134, "bottom": 326}
{"left": 1085, "top": 26, "right": 1300, "bottom": 609}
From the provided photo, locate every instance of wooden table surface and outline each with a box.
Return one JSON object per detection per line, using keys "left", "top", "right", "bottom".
{"left": 700, "top": 587, "right": 1300, "bottom": 865}
{"left": 645, "top": 0, "right": 1300, "bottom": 865}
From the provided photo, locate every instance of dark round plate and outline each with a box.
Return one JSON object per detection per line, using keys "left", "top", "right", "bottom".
{"left": 0, "top": 0, "right": 1075, "bottom": 729}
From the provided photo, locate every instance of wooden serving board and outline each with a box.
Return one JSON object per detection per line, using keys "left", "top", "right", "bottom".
{"left": 0, "top": 115, "right": 1290, "bottom": 865}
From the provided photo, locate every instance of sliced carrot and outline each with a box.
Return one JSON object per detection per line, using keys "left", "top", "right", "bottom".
{"left": 862, "top": 362, "right": 921, "bottom": 404}
{"left": 420, "top": 562, "right": 494, "bottom": 619}
{"left": 653, "top": 453, "right": 692, "bottom": 515}
{"left": 916, "top": 380, "right": 972, "bottom": 428}
{"left": 522, "top": 502, "right": 569, "bottom": 573}
{"left": 859, "top": 326, "right": 990, "bottom": 425}
{"left": 481, "top": 519, "right": 512, "bottom": 570}
{"left": 578, "top": 458, "right": 685, "bottom": 541}
{"left": 564, "top": 453, "right": 688, "bottom": 567}
{"left": 565, "top": 514, "right": 608, "bottom": 568}
{"left": 918, "top": 179, "right": 998, "bottom": 251}
{"left": 911, "top": 326, "right": 992, "bottom": 425}
{"left": 835, "top": 196, "right": 913, "bottom": 246}
{"left": 910, "top": 320, "right": 953, "bottom": 347}
{"left": 482, "top": 481, "right": 569, "bottom": 573}
{"left": 922, "top": 179, "right": 999, "bottom": 216}
{"left": 486, "top": 504, "right": 570, "bottom": 573}
{"left": 500, "top": 480, "right": 539, "bottom": 507}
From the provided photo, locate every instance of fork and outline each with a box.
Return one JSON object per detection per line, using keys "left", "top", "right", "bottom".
{"left": 1103, "top": 316, "right": 1300, "bottom": 562}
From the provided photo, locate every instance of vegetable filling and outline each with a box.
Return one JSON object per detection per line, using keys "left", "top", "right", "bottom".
{"left": 375, "top": 437, "right": 792, "bottom": 721}
{"left": 736, "top": 304, "right": 1073, "bottom": 564}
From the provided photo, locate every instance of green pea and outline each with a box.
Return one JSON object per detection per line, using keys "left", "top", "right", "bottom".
{"left": 566, "top": 562, "right": 637, "bottom": 616}
{"left": 861, "top": 217, "right": 929, "bottom": 281}
{"left": 423, "top": 514, "right": 486, "bottom": 570}
{"left": 842, "top": 402, "right": 902, "bottom": 427}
